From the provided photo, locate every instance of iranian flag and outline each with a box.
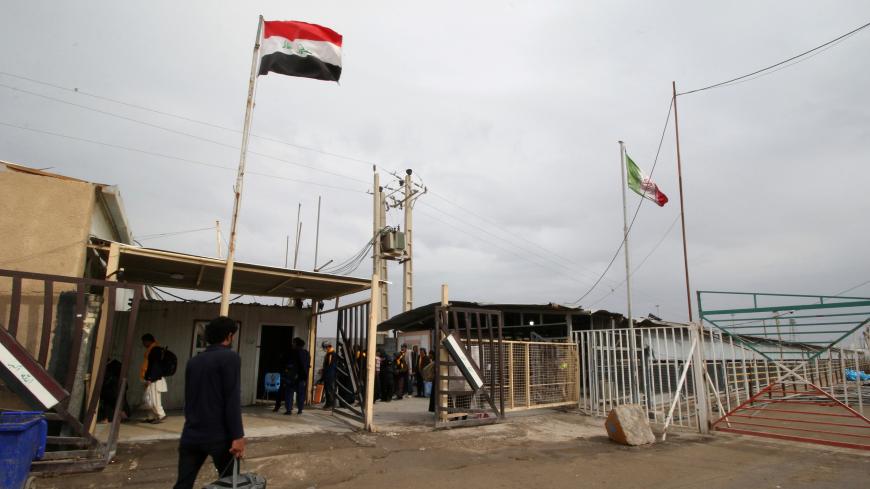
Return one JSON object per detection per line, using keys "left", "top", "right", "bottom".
{"left": 259, "top": 20, "right": 342, "bottom": 82}
{"left": 626, "top": 153, "right": 668, "bottom": 207}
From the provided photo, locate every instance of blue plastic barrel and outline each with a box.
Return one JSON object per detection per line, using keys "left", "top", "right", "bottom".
{"left": 0, "top": 411, "right": 47, "bottom": 489}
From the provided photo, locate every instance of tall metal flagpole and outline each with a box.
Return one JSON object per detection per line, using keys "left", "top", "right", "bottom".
{"left": 618, "top": 141, "right": 640, "bottom": 403}
{"left": 672, "top": 81, "right": 693, "bottom": 322}
{"left": 220, "top": 15, "right": 264, "bottom": 316}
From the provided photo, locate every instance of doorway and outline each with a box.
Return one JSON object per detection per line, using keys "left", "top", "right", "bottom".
{"left": 256, "top": 324, "right": 294, "bottom": 400}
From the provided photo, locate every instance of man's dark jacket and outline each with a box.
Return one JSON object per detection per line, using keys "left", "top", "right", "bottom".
{"left": 180, "top": 344, "right": 244, "bottom": 445}
{"left": 143, "top": 346, "right": 164, "bottom": 382}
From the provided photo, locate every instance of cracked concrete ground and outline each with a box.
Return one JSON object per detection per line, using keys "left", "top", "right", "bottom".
{"left": 41, "top": 409, "right": 870, "bottom": 489}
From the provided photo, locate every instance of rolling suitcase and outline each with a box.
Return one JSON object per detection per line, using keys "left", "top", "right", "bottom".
{"left": 204, "top": 459, "right": 266, "bottom": 489}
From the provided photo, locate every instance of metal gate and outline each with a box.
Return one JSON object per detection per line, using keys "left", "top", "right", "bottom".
{"left": 434, "top": 306, "right": 504, "bottom": 428}
{"left": 0, "top": 268, "right": 143, "bottom": 472}
{"left": 699, "top": 291, "right": 870, "bottom": 450}
{"left": 575, "top": 325, "right": 706, "bottom": 433}
{"left": 332, "top": 300, "right": 370, "bottom": 424}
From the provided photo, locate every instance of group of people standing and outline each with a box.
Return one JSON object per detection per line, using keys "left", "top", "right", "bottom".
{"left": 271, "top": 337, "right": 312, "bottom": 415}
{"left": 375, "top": 344, "right": 434, "bottom": 402}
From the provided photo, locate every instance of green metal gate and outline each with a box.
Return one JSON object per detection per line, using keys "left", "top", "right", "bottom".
{"left": 698, "top": 290, "right": 870, "bottom": 450}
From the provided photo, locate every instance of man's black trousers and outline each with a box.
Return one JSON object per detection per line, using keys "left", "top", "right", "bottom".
{"left": 173, "top": 440, "right": 233, "bottom": 489}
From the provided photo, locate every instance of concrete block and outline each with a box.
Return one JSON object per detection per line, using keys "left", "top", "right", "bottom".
{"left": 605, "top": 404, "right": 655, "bottom": 446}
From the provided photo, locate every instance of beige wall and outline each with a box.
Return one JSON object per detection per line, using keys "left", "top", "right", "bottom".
{"left": 0, "top": 168, "right": 95, "bottom": 290}
{"left": 112, "top": 300, "right": 313, "bottom": 411}
{"left": 0, "top": 167, "right": 99, "bottom": 357}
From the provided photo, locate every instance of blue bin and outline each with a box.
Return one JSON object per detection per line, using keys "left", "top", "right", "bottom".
{"left": 0, "top": 411, "right": 47, "bottom": 489}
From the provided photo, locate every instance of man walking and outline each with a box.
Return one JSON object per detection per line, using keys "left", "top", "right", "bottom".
{"left": 140, "top": 333, "right": 166, "bottom": 423}
{"left": 319, "top": 341, "right": 337, "bottom": 409}
{"left": 416, "top": 347, "right": 430, "bottom": 397}
{"left": 284, "top": 337, "right": 310, "bottom": 415}
{"left": 394, "top": 344, "right": 409, "bottom": 400}
{"left": 173, "top": 317, "right": 245, "bottom": 489}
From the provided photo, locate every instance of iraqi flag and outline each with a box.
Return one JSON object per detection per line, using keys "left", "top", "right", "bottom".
{"left": 626, "top": 153, "right": 668, "bottom": 207}
{"left": 259, "top": 20, "right": 342, "bottom": 82}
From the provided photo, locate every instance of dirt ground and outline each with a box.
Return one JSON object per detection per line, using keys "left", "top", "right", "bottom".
{"left": 38, "top": 411, "right": 870, "bottom": 489}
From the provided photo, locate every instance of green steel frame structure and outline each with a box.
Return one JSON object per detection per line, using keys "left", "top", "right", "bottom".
{"left": 697, "top": 290, "right": 870, "bottom": 450}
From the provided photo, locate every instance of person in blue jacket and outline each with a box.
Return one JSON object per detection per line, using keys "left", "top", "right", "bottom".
{"left": 283, "top": 337, "right": 310, "bottom": 415}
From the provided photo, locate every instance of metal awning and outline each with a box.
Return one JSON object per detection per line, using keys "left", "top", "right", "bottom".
{"left": 89, "top": 239, "right": 370, "bottom": 300}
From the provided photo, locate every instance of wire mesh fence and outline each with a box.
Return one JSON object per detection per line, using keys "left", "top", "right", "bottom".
{"left": 440, "top": 338, "right": 579, "bottom": 418}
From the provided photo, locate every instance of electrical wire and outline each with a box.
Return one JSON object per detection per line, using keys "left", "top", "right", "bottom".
{"left": 416, "top": 206, "right": 599, "bottom": 288}
{"left": 0, "top": 70, "right": 377, "bottom": 168}
{"left": 151, "top": 286, "right": 243, "bottom": 303}
{"left": 0, "top": 70, "right": 621, "bottom": 284}
{"left": 569, "top": 97, "right": 674, "bottom": 305}
{"left": 679, "top": 20, "right": 870, "bottom": 96}
{"left": 834, "top": 279, "right": 870, "bottom": 296}
{"left": 0, "top": 81, "right": 369, "bottom": 184}
{"left": 0, "top": 121, "right": 368, "bottom": 194}
{"left": 319, "top": 227, "right": 391, "bottom": 275}
{"left": 136, "top": 226, "right": 216, "bottom": 240}
{"left": 589, "top": 214, "right": 681, "bottom": 308}
{"left": 427, "top": 191, "right": 610, "bottom": 284}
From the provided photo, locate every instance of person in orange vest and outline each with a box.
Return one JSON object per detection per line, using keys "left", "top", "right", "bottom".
{"left": 140, "top": 333, "right": 167, "bottom": 424}
{"left": 318, "top": 341, "right": 337, "bottom": 409}
{"left": 394, "top": 344, "right": 409, "bottom": 400}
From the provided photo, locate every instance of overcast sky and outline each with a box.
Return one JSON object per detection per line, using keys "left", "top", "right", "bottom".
{"left": 2, "top": 1, "right": 869, "bottom": 335}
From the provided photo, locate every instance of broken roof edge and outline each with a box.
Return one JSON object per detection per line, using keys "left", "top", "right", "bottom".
{"left": 2, "top": 161, "right": 133, "bottom": 244}
{"left": 88, "top": 237, "right": 371, "bottom": 292}
{"left": 378, "top": 300, "right": 603, "bottom": 332}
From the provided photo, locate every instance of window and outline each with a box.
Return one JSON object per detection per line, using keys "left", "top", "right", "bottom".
{"left": 191, "top": 320, "right": 241, "bottom": 356}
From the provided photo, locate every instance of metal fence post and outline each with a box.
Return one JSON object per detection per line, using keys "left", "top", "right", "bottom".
{"left": 690, "top": 323, "right": 710, "bottom": 434}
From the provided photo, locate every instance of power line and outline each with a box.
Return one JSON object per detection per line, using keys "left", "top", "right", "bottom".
{"left": 679, "top": 20, "right": 870, "bottom": 95}
{"left": 0, "top": 70, "right": 377, "bottom": 167}
{"left": 569, "top": 97, "right": 674, "bottom": 305}
{"left": 0, "top": 70, "right": 621, "bottom": 283}
{"left": 416, "top": 207, "right": 594, "bottom": 287}
{"left": 417, "top": 201, "right": 603, "bottom": 286}
{"left": 427, "top": 191, "right": 619, "bottom": 285}
{"left": 589, "top": 214, "right": 680, "bottom": 308}
{"left": 0, "top": 120, "right": 369, "bottom": 194}
{"left": 835, "top": 279, "right": 870, "bottom": 296}
{"left": 0, "top": 81, "right": 369, "bottom": 184}
{"left": 136, "top": 226, "right": 216, "bottom": 240}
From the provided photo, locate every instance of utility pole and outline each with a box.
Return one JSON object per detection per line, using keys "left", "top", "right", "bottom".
{"left": 402, "top": 169, "right": 414, "bottom": 312}
{"left": 378, "top": 188, "right": 389, "bottom": 322}
{"left": 672, "top": 81, "right": 694, "bottom": 322}
{"left": 372, "top": 171, "right": 385, "bottom": 324}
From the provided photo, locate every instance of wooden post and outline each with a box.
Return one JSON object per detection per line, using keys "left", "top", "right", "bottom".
{"left": 86, "top": 241, "right": 119, "bottom": 433}
{"left": 524, "top": 342, "right": 531, "bottom": 409}
{"left": 363, "top": 274, "right": 379, "bottom": 431}
{"left": 508, "top": 342, "right": 515, "bottom": 409}
{"left": 306, "top": 301, "right": 319, "bottom": 404}
{"left": 438, "top": 284, "right": 449, "bottom": 421}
